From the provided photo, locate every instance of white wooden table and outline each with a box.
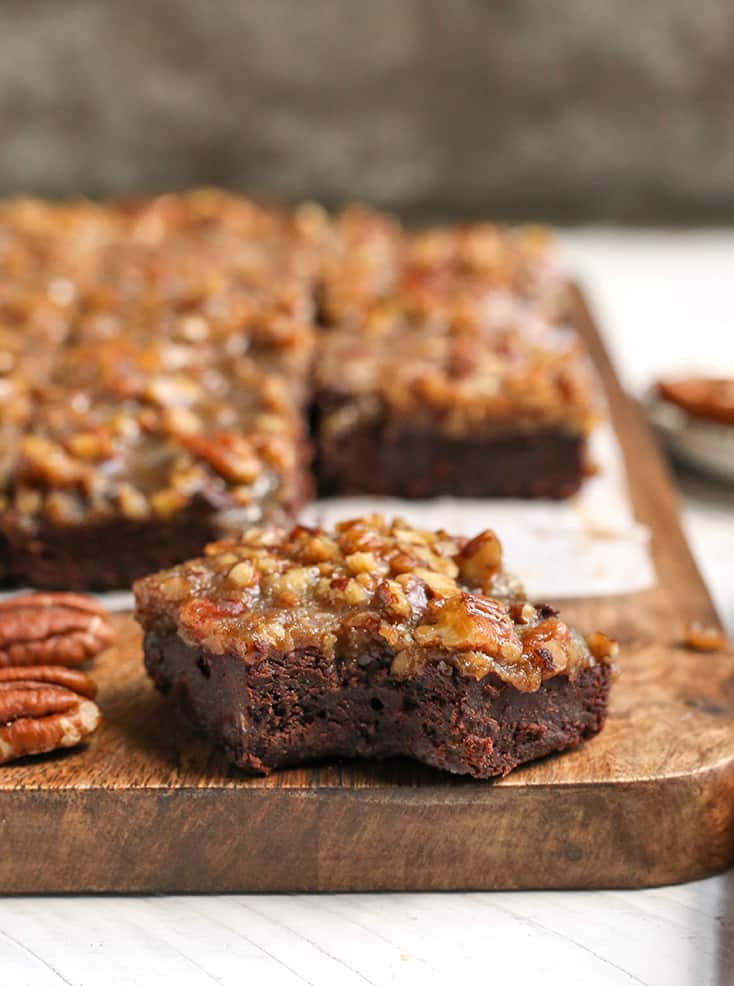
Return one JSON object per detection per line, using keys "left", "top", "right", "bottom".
{"left": 1, "top": 232, "right": 733, "bottom": 986}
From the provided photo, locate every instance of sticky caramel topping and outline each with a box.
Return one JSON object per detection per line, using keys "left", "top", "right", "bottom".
{"left": 318, "top": 214, "right": 568, "bottom": 328}
{"left": 316, "top": 216, "right": 598, "bottom": 437}
{"left": 7, "top": 348, "right": 305, "bottom": 528}
{"left": 135, "top": 515, "right": 606, "bottom": 692}
{"left": 0, "top": 191, "right": 321, "bottom": 529}
{"left": 315, "top": 292, "right": 599, "bottom": 437}
{"left": 0, "top": 190, "right": 321, "bottom": 379}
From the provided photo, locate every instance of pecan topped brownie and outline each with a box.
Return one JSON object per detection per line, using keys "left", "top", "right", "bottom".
{"left": 315, "top": 291, "right": 599, "bottom": 498}
{"left": 0, "top": 191, "right": 325, "bottom": 587}
{"left": 1, "top": 339, "right": 310, "bottom": 589}
{"left": 136, "top": 515, "right": 613, "bottom": 777}
{"left": 315, "top": 215, "right": 595, "bottom": 499}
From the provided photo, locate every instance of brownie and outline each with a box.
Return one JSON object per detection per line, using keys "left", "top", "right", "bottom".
{"left": 135, "top": 516, "right": 615, "bottom": 778}
{"left": 0, "top": 192, "right": 324, "bottom": 588}
{"left": 314, "top": 288, "right": 598, "bottom": 499}
{"left": 1, "top": 344, "right": 311, "bottom": 589}
{"left": 316, "top": 416, "right": 586, "bottom": 499}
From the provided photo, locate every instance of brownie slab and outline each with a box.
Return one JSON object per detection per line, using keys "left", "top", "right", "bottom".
{"left": 0, "top": 191, "right": 322, "bottom": 588}
{"left": 4, "top": 508, "right": 251, "bottom": 593}
{"left": 314, "top": 227, "right": 599, "bottom": 500}
{"left": 135, "top": 516, "right": 615, "bottom": 778}
{"left": 1, "top": 343, "right": 311, "bottom": 589}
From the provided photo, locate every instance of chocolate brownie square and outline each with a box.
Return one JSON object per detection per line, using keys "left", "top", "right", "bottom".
{"left": 314, "top": 295, "right": 598, "bottom": 499}
{"left": 0, "top": 192, "right": 321, "bottom": 588}
{"left": 135, "top": 515, "right": 614, "bottom": 777}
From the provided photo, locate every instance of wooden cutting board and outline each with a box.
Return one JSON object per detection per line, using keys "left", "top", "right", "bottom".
{"left": 2, "top": 289, "right": 733, "bottom": 894}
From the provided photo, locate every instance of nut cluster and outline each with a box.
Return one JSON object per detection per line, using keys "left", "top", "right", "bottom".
{"left": 0, "top": 592, "right": 113, "bottom": 764}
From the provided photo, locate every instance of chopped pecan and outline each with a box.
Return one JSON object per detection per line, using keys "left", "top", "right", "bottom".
{"left": 19, "top": 435, "right": 92, "bottom": 487}
{"left": 585, "top": 631, "right": 620, "bottom": 661}
{"left": 455, "top": 530, "right": 503, "bottom": 592}
{"left": 183, "top": 432, "right": 262, "bottom": 483}
{"left": 520, "top": 617, "right": 572, "bottom": 674}
{"left": 0, "top": 667, "right": 101, "bottom": 764}
{"left": 0, "top": 593, "right": 115, "bottom": 668}
{"left": 683, "top": 622, "right": 730, "bottom": 653}
{"left": 414, "top": 592, "right": 522, "bottom": 662}
{"left": 65, "top": 430, "right": 116, "bottom": 462}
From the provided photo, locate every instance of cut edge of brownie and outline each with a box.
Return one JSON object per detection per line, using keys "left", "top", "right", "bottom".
{"left": 2, "top": 428, "right": 314, "bottom": 589}
{"left": 142, "top": 628, "right": 611, "bottom": 778}
{"left": 2, "top": 514, "right": 225, "bottom": 591}
{"left": 1, "top": 478, "right": 313, "bottom": 591}
{"left": 315, "top": 397, "right": 587, "bottom": 499}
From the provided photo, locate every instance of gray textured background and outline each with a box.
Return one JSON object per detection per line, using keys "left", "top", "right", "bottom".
{"left": 1, "top": 0, "right": 733, "bottom": 222}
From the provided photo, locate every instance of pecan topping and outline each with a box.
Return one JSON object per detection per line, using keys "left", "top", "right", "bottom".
{"left": 182, "top": 432, "right": 263, "bottom": 484}
{"left": 520, "top": 617, "right": 573, "bottom": 674}
{"left": 455, "top": 530, "right": 503, "bottom": 592}
{"left": 0, "top": 666, "right": 101, "bottom": 764}
{"left": 0, "top": 593, "right": 115, "bottom": 667}
{"left": 135, "top": 515, "right": 605, "bottom": 691}
{"left": 414, "top": 593, "right": 522, "bottom": 661}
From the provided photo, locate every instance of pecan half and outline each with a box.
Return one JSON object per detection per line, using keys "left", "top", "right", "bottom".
{"left": 0, "top": 665, "right": 98, "bottom": 698}
{"left": 0, "top": 666, "right": 101, "bottom": 764}
{"left": 0, "top": 593, "right": 115, "bottom": 668}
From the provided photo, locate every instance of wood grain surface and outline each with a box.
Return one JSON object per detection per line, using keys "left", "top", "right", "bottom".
{"left": 2, "top": 289, "right": 733, "bottom": 894}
